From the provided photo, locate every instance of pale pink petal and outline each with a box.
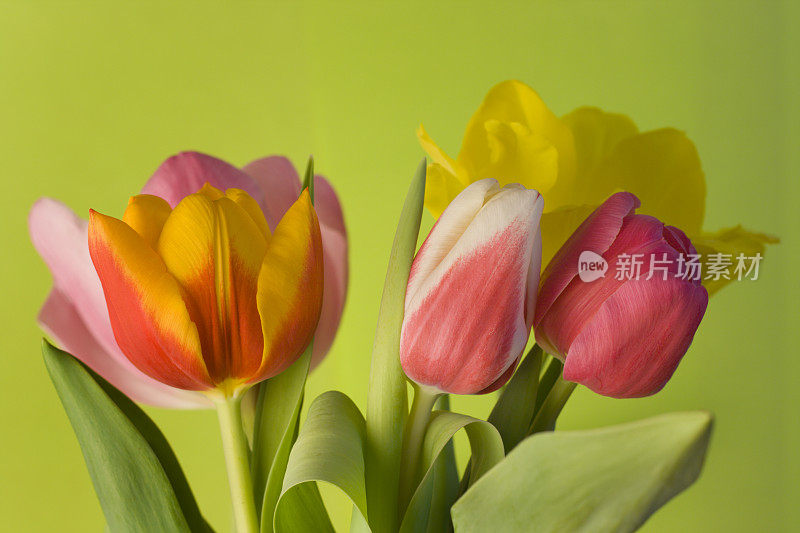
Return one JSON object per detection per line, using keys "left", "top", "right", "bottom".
{"left": 40, "top": 289, "right": 209, "bottom": 408}
{"left": 242, "top": 156, "right": 302, "bottom": 228}
{"left": 534, "top": 192, "right": 640, "bottom": 330}
{"left": 142, "top": 151, "right": 264, "bottom": 210}
{"left": 564, "top": 277, "right": 708, "bottom": 398}
{"left": 29, "top": 198, "right": 120, "bottom": 359}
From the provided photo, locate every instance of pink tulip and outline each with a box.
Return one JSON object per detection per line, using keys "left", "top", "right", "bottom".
{"left": 30, "top": 152, "right": 348, "bottom": 407}
{"left": 534, "top": 192, "right": 708, "bottom": 398}
{"left": 400, "top": 179, "right": 543, "bottom": 395}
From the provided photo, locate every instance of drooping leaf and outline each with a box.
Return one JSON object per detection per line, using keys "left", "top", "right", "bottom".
{"left": 400, "top": 411, "right": 504, "bottom": 533}
{"left": 42, "top": 339, "right": 211, "bottom": 532}
{"left": 365, "top": 159, "right": 426, "bottom": 532}
{"left": 274, "top": 391, "right": 369, "bottom": 532}
{"left": 488, "top": 345, "right": 543, "bottom": 453}
{"left": 451, "top": 411, "right": 714, "bottom": 533}
{"left": 253, "top": 345, "right": 313, "bottom": 532}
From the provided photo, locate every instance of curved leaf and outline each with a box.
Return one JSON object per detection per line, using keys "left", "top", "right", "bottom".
{"left": 274, "top": 391, "right": 369, "bottom": 533}
{"left": 252, "top": 346, "right": 312, "bottom": 532}
{"left": 400, "top": 411, "right": 504, "bottom": 533}
{"left": 365, "top": 159, "right": 426, "bottom": 532}
{"left": 451, "top": 411, "right": 714, "bottom": 533}
{"left": 42, "top": 339, "right": 210, "bottom": 532}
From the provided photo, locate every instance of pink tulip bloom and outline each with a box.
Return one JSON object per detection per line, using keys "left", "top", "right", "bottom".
{"left": 534, "top": 192, "right": 708, "bottom": 398}
{"left": 30, "top": 152, "right": 347, "bottom": 408}
{"left": 400, "top": 179, "right": 543, "bottom": 395}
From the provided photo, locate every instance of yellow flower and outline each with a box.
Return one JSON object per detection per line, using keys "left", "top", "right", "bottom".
{"left": 419, "top": 80, "right": 777, "bottom": 294}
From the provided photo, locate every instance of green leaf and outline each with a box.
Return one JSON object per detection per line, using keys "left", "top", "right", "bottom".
{"left": 253, "top": 345, "right": 312, "bottom": 532}
{"left": 488, "top": 345, "right": 543, "bottom": 453}
{"left": 534, "top": 355, "right": 563, "bottom": 414}
{"left": 400, "top": 411, "right": 505, "bottom": 533}
{"left": 451, "top": 411, "right": 714, "bottom": 533}
{"left": 42, "top": 339, "right": 210, "bottom": 532}
{"left": 274, "top": 391, "right": 369, "bottom": 533}
{"left": 365, "top": 159, "right": 426, "bottom": 532}
{"left": 425, "top": 396, "right": 459, "bottom": 533}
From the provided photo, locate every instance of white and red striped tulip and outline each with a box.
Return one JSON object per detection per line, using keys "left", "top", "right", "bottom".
{"left": 534, "top": 192, "right": 709, "bottom": 398}
{"left": 400, "top": 178, "right": 544, "bottom": 395}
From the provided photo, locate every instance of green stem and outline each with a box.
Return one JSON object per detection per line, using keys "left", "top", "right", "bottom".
{"left": 215, "top": 396, "right": 259, "bottom": 533}
{"left": 398, "top": 385, "right": 440, "bottom": 516}
{"left": 529, "top": 376, "right": 577, "bottom": 434}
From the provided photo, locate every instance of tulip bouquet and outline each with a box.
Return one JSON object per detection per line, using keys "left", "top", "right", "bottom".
{"left": 31, "top": 81, "right": 775, "bottom": 533}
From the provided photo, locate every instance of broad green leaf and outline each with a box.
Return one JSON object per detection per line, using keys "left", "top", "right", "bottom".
{"left": 365, "top": 159, "right": 426, "bottom": 532}
{"left": 452, "top": 411, "right": 714, "bottom": 533}
{"left": 488, "top": 345, "right": 543, "bottom": 453}
{"left": 253, "top": 345, "right": 313, "bottom": 532}
{"left": 274, "top": 391, "right": 368, "bottom": 533}
{"left": 42, "top": 340, "right": 210, "bottom": 532}
{"left": 400, "top": 411, "right": 504, "bottom": 533}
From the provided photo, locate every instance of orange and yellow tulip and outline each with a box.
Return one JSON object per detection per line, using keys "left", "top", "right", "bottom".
{"left": 87, "top": 184, "right": 324, "bottom": 397}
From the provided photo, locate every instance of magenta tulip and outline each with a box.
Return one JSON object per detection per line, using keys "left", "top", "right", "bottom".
{"left": 400, "top": 179, "right": 543, "bottom": 395}
{"left": 534, "top": 192, "right": 708, "bottom": 398}
{"left": 30, "top": 152, "right": 347, "bottom": 407}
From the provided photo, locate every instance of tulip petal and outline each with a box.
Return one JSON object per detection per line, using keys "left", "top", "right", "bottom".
{"left": 564, "top": 278, "right": 708, "bottom": 398}
{"left": 123, "top": 194, "right": 172, "bottom": 248}
{"left": 157, "top": 191, "right": 268, "bottom": 386}
{"left": 310, "top": 176, "right": 349, "bottom": 368}
{"left": 29, "top": 198, "right": 121, "bottom": 359}
{"left": 402, "top": 181, "right": 543, "bottom": 394}
{"left": 39, "top": 288, "right": 209, "bottom": 408}
{"left": 459, "top": 80, "right": 576, "bottom": 195}
{"left": 141, "top": 151, "right": 265, "bottom": 212}
{"left": 534, "top": 192, "right": 640, "bottom": 331}
{"left": 244, "top": 157, "right": 348, "bottom": 368}
{"left": 89, "top": 210, "right": 212, "bottom": 390}
{"left": 242, "top": 156, "right": 302, "bottom": 228}
{"left": 255, "top": 189, "right": 324, "bottom": 381}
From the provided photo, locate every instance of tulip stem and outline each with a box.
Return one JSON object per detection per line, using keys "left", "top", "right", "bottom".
{"left": 398, "top": 385, "right": 441, "bottom": 517}
{"left": 215, "top": 396, "right": 259, "bottom": 533}
{"left": 529, "top": 376, "right": 577, "bottom": 434}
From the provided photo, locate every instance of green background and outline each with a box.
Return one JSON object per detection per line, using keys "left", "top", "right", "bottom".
{"left": 1, "top": 1, "right": 797, "bottom": 531}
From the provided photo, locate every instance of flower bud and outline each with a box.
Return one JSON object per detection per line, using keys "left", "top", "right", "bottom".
{"left": 534, "top": 192, "right": 708, "bottom": 398}
{"left": 400, "top": 179, "right": 543, "bottom": 395}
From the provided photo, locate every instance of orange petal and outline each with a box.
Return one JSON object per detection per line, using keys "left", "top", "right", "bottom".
{"left": 254, "top": 189, "right": 324, "bottom": 382}
{"left": 88, "top": 210, "right": 212, "bottom": 390}
{"left": 157, "top": 191, "right": 268, "bottom": 388}
{"left": 123, "top": 194, "right": 172, "bottom": 248}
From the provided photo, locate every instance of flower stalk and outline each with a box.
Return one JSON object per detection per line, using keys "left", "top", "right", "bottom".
{"left": 398, "top": 385, "right": 440, "bottom": 515}
{"left": 215, "top": 396, "right": 259, "bottom": 533}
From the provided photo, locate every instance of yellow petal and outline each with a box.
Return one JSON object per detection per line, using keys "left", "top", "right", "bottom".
{"left": 88, "top": 210, "right": 211, "bottom": 390}
{"left": 692, "top": 226, "right": 779, "bottom": 295}
{"left": 224, "top": 187, "right": 271, "bottom": 240}
{"left": 424, "top": 162, "right": 471, "bottom": 219}
{"left": 575, "top": 128, "right": 706, "bottom": 235}
{"left": 122, "top": 194, "right": 172, "bottom": 249}
{"left": 561, "top": 106, "right": 639, "bottom": 178}
{"left": 539, "top": 204, "right": 598, "bottom": 267}
{"left": 458, "top": 80, "right": 576, "bottom": 195}
{"left": 157, "top": 192, "right": 268, "bottom": 387}
{"left": 255, "top": 189, "right": 324, "bottom": 381}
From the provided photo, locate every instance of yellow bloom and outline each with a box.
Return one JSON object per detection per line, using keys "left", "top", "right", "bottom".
{"left": 419, "top": 80, "right": 777, "bottom": 294}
